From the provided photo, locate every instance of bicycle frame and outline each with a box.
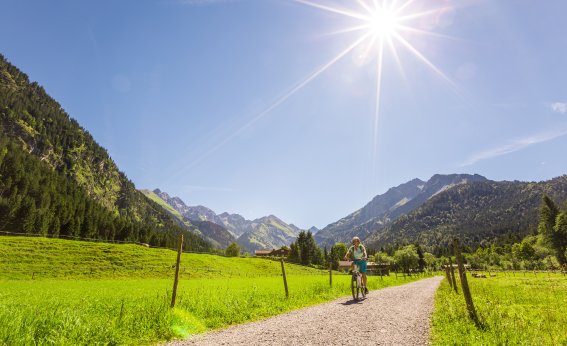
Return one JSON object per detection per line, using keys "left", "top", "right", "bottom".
{"left": 352, "top": 263, "right": 361, "bottom": 282}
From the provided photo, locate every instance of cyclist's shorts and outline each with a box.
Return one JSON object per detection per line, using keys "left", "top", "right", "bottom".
{"left": 354, "top": 259, "right": 367, "bottom": 273}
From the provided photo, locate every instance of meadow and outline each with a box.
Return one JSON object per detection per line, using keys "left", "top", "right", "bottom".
{"left": 0, "top": 236, "right": 422, "bottom": 345}
{"left": 431, "top": 272, "right": 567, "bottom": 345}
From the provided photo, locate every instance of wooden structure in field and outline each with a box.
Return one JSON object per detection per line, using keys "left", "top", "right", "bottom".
{"left": 254, "top": 248, "right": 290, "bottom": 257}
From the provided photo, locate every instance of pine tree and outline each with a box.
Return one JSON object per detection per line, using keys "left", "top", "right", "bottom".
{"left": 416, "top": 243, "right": 426, "bottom": 271}
{"left": 329, "top": 243, "right": 347, "bottom": 270}
{"left": 538, "top": 195, "right": 565, "bottom": 264}
{"left": 553, "top": 212, "right": 567, "bottom": 264}
{"left": 296, "top": 231, "right": 319, "bottom": 266}
{"left": 538, "top": 195, "right": 559, "bottom": 239}
{"left": 288, "top": 242, "right": 300, "bottom": 263}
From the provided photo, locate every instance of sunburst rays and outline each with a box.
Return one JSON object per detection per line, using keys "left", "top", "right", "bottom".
{"left": 171, "top": 0, "right": 455, "bottom": 182}
{"left": 296, "top": 0, "right": 456, "bottom": 176}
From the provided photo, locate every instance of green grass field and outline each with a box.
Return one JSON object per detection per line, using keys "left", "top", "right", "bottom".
{"left": 431, "top": 272, "right": 567, "bottom": 345}
{"left": 0, "top": 236, "right": 319, "bottom": 280}
{"left": 0, "top": 236, "right": 422, "bottom": 345}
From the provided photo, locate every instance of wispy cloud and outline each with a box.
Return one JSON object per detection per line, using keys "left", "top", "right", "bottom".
{"left": 460, "top": 127, "right": 567, "bottom": 166}
{"left": 550, "top": 102, "right": 567, "bottom": 114}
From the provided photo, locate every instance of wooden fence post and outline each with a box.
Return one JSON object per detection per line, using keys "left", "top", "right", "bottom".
{"left": 448, "top": 258, "right": 458, "bottom": 294}
{"left": 329, "top": 261, "right": 332, "bottom": 287}
{"left": 444, "top": 264, "right": 453, "bottom": 290}
{"left": 280, "top": 259, "right": 289, "bottom": 298}
{"left": 453, "top": 238, "right": 479, "bottom": 323}
{"left": 171, "top": 233, "right": 184, "bottom": 308}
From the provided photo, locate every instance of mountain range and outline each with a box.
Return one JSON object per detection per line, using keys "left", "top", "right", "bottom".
{"left": 144, "top": 189, "right": 301, "bottom": 252}
{"left": 2, "top": 52, "right": 567, "bottom": 256}
{"left": 364, "top": 175, "right": 567, "bottom": 252}
{"left": 315, "top": 173, "right": 567, "bottom": 254}
{"left": 315, "top": 174, "right": 488, "bottom": 248}
{"left": 146, "top": 171, "right": 567, "bottom": 256}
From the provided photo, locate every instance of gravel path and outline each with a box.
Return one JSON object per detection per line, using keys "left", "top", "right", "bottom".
{"left": 167, "top": 276, "right": 443, "bottom": 346}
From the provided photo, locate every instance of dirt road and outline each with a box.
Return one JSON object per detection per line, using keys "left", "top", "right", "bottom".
{"left": 168, "top": 276, "right": 443, "bottom": 346}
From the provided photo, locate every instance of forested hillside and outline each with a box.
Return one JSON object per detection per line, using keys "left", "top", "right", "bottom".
{"left": 316, "top": 174, "right": 487, "bottom": 248}
{"left": 365, "top": 176, "right": 567, "bottom": 254}
{"left": 0, "top": 53, "right": 211, "bottom": 251}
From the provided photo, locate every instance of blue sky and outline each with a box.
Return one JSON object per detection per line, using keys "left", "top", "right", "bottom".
{"left": 2, "top": 0, "right": 567, "bottom": 229}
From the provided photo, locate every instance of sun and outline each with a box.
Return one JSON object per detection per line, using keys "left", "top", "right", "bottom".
{"left": 293, "top": 0, "right": 456, "bottom": 175}
{"left": 366, "top": 8, "right": 400, "bottom": 38}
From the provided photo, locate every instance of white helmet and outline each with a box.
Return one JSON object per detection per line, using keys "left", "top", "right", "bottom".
{"left": 352, "top": 236, "right": 360, "bottom": 243}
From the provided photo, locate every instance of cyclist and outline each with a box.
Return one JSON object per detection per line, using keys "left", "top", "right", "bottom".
{"left": 344, "top": 236, "right": 368, "bottom": 294}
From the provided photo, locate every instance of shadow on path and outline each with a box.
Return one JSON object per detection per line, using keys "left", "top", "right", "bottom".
{"left": 340, "top": 298, "right": 366, "bottom": 306}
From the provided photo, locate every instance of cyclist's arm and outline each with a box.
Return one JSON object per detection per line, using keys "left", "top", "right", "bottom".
{"left": 362, "top": 245, "right": 368, "bottom": 260}
{"left": 344, "top": 247, "right": 352, "bottom": 260}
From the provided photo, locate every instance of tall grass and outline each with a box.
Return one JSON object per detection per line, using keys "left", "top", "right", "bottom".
{"left": 431, "top": 273, "right": 567, "bottom": 345}
{"left": 0, "top": 275, "right": 421, "bottom": 345}
{"left": 0, "top": 236, "right": 424, "bottom": 345}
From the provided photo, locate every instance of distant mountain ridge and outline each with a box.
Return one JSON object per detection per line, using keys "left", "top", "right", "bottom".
{"left": 141, "top": 189, "right": 235, "bottom": 249}
{"left": 149, "top": 189, "right": 301, "bottom": 252}
{"left": 236, "top": 215, "right": 300, "bottom": 253}
{"left": 315, "top": 174, "right": 487, "bottom": 247}
{"left": 308, "top": 226, "right": 320, "bottom": 234}
{"left": 152, "top": 189, "right": 226, "bottom": 226}
{"left": 364, "top": 175, "right": 567, "bottom": 253}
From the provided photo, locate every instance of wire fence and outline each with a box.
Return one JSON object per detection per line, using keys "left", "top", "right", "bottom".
{"left": 468, "top": 269, "right": 567, "bottom": 277}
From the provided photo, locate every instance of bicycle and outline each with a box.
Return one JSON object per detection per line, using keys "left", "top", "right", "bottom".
{"left": 350, "top": 260, "right": 367, "bottom": 301}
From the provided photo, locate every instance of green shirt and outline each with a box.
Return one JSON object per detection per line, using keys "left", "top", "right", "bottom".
{"left": 348, "top": 244, "right": 366, "bottom": 260}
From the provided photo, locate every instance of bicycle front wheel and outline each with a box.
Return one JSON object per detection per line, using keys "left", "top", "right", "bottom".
{"left": 351, "top": 275, "right": 357, "bottom": 300}
{"left": 356, "top": 275, "right": 362, "bottom": 299}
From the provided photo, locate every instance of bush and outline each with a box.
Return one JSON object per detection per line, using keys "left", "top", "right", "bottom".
{"left": 225, "top": 242, "right": 240, "bottom": 257}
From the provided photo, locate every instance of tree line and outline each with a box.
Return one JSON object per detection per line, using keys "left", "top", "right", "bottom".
{"left": 283, "top": 230, "right": 432, "bottom": 274}
{"left": 265, "top": 194, "right": 567, "bottom": 273}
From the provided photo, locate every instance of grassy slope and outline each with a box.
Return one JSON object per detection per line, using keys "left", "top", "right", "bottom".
{"left": 431, "top": 273, "right": 567, "bottom": 345}
{"left": 0, "top": 236, "right": 318, "bottom": 280}
{"left": 1, "top": 236, "right": 423, "bottom": 345}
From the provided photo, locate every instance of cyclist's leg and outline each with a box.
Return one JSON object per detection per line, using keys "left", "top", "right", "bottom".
{"left": 359, "top": 260, "right": 368, "bottom": 293}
